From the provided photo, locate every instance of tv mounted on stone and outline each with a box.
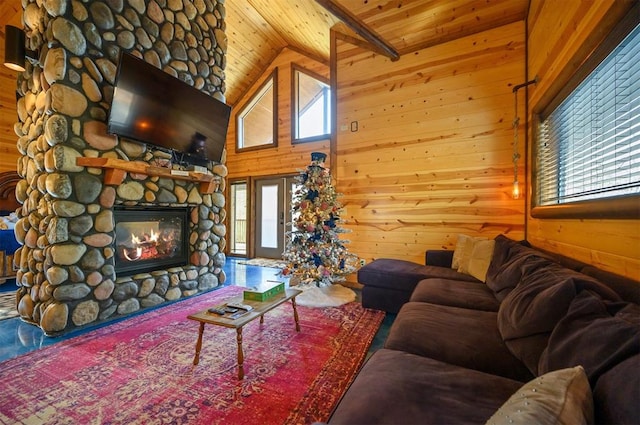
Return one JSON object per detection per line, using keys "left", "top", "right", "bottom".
{"left": 108, "top": 52, "right": 232, "bottom": 166}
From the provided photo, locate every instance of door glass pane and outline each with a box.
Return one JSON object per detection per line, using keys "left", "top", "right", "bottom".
{"left": 230, "top": 182, "right": 247, "bottom": 255}
{"left": 261, "top": 184, "right": 278, "bottom": 248}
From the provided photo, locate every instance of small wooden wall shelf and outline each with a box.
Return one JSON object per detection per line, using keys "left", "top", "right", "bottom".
{"left": 76, "top": 157, "right": 217, "bottom": 194}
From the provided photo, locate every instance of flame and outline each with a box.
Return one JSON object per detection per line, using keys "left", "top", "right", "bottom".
{"left": 123, "top": 247, "right": 142, "bottom": 261}
{"left": 131, "top": 229, "right": 159, "bottom": 245}
{"left": 127, "top": 231, "right": 152, "bottom": 261}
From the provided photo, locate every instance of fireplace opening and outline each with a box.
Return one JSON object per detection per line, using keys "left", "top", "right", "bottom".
{"left": 114, "top": 206, "right": 189, "bottom": 276}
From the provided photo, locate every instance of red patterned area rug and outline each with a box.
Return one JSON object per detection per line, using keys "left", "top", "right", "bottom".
{"left": 0, "top": 285, "right": 384, "bottom": 424}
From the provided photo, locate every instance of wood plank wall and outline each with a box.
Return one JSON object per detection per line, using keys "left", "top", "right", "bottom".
{"left": 334, "top": 21, "right": 526, "bottom": 274}
{"left": 0, "top": 0, "right": 23, "bottom": 173}
{"left": 527, "top": 0, "right": 640, "bottom": 281}
{"left": 225, "top": 48, "right": 330, "bottom": 180}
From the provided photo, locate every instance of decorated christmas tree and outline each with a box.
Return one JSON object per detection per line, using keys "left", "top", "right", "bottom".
{"left": 281, "top": 152, "right": 358, "bottom": 287}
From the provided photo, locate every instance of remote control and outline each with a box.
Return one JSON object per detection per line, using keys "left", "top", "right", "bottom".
{"left": 207, "top": 307, "right": 226, "bottom": 315}
{"left": 226, "top": 302, "right": 253, "bottom": 312}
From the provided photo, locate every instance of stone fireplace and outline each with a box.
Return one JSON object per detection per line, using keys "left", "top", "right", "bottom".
{"left": 11, "top": 0, "right": 229, "bottom": 335}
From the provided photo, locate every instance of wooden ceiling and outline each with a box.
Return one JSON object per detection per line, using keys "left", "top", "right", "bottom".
{"left": 224, "top": 0, "right": 528, "bottom": 105}
{"left": 1, "top": 0, "right": 528, "bottom": 108}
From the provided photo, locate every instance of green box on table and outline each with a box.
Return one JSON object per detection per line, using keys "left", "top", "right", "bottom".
{"left": 243, "top": 281, "right": 285, "bottom": 302}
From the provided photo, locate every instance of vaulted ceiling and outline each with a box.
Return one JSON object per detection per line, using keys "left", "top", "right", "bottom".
{"left": 1, "top": 0, "right": 529, "bottom": 108}
{"left": 224, "top": 0, "right": 529, "bottom": 105}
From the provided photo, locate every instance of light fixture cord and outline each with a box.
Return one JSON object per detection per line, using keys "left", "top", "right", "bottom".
{"left": 510, "top": 77, "right": 537, "bottom": 193}
{"left": 513, "top": 91, "right": 520, "bottom": 182}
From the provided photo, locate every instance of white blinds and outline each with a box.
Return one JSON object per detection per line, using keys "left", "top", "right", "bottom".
{"left": 536, "top": 23, "right": 640, "bottom": 206}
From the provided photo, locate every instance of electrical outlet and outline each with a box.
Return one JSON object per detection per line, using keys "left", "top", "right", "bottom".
{"left": 359, "top": 258, "right": 366, "bottom": 266}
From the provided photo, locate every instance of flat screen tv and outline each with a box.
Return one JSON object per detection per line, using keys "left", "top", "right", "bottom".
{"left": 108, "top": 52, "right": 231, "bottom": 165}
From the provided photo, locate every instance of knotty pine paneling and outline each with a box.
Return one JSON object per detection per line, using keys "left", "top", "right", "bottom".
{"left": 337, "top": 0, "right": 527, "bottom": 56}
{"left": 224, "top": 0, "right": 337, "bottom": 106}
{"left": 0, "top": 0, "right": 23, "bottom": 173}
{"left": 527, "top": 0, "right": 639, "bottom": 281}
{"left": 225, "top": 48, "right": 330, "bottom": 180}
{"left": 335, "top": 21, "right": 526, "bottom": 275}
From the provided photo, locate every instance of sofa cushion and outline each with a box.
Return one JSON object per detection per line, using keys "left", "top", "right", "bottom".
{"left": 358, "top": 258, "right": 478, "bottom": 294}
{"left": 538, "top": 290, "right": 640, "bottom": 384}
{"left": 361, "top": 285, "right": 411, "bottom": 313}
{"left": 498, "top": 334, "right": 551, "bottom": 378}
{"left": 580, "top": 265, "right": 640, "bottom": 304}
{"left": 410, "top": 278, "right": 500, "bottom": 311}
{"left": 593, "top": 354, "right": 640, "bottom": 424}
{"left": 485, "top": 235, "right": 528, "bottom": 280}
{"left": 328, "top": 348, "right": 522, "bottom": 425}
{"left": 486, "top": 366, "right": 593, "bottom": 425}
{"left": 385, "top": 302, "right": 533, "bottom": 382}
{"left": 425, "top": 249, "right": 454, "bottom": 267}
{"left": 499, "top": 260, "right": 585, "bottom": 339}
{"left": 486, "top": 242, "right": 553, "bottom": 301}
{"left": 498, "top": 259, "right": 622, "bottom": 375}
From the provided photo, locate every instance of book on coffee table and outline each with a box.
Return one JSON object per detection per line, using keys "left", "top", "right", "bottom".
{"left": 243, "top": 280, "right": 285, "bottom": 302}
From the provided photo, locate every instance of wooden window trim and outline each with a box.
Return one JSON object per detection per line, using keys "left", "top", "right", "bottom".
{"left": 291, "top": 63, "right": 331, "bottom": 144}
{"left": 236, "top": 69, "right": 278, "bottom": 153}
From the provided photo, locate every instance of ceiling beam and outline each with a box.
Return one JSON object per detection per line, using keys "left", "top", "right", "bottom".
{"left": 331, "top": 22, "right": 395, "bottom": 59}
{"left": 315, "top": 0, "right": 400, "bottom": 61}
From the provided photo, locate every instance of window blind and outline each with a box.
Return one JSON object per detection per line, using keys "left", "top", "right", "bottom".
{"left": 535, "top": 23, "right": 640, "bottom": 207}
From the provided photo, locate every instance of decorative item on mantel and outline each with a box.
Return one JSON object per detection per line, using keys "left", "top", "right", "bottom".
{"left": 280, "top": 152, "right": 359, "bottom": 307}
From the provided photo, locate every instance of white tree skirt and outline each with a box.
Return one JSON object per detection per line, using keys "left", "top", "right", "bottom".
{"left": 295, "top": 284, "right": 356, "bottom": 308}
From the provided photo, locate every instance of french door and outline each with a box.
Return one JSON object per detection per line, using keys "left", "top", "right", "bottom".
{"left": 254, "top": 176, "right": 297, "bottom": 259}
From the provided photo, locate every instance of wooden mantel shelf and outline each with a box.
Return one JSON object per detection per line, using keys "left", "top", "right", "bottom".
{"left": 76, "top": 157, "right": 218, "bottom": 194}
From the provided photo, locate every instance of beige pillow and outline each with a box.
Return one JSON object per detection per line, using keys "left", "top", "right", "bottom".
{"left": 451, "top": 234, "right": 484, "bottom": 270}
{"left": 464, "top": 239, "right": 496, "bottom": 282}
{"left": 486, "top": 366, "right": 593, "bottom": 425}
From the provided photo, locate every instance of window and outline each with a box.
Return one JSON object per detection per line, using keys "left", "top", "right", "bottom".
{"left": 237, "top": 69, "right": 277, "bottom": 151}
{"left": 532, "top": 14, "right": 640, "bottom": 219}
{"left": 292, "top": 65, "right": 331, "bottom": 142}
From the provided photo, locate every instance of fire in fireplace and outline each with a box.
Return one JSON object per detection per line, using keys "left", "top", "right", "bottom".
{"left": 113, "top": 206, "right": 189, "bottom": 276}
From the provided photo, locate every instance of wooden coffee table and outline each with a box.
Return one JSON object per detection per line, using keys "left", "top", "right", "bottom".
{"left": 188, "top": 288, "right": 302, "bottom": 379}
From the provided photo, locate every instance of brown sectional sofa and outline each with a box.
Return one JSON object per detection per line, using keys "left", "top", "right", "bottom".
{"left": 327, "top": 235, "right": 640, "bottom": 424}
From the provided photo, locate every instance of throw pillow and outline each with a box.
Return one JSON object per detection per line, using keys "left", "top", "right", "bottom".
{"left": 451, "top": 234, "right": 486, "bottom": 270}
{"left": 486, "top": 366, "right": 593, "bottom": 425}
{"left": 465, "top": 239, "right": 496, "bottom": 282}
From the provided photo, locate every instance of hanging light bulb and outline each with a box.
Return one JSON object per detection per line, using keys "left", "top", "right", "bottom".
{"left": 512, "top": 114, "right": 521, "bottom": 200}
